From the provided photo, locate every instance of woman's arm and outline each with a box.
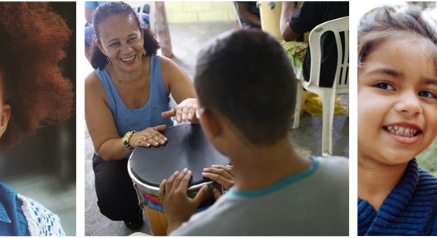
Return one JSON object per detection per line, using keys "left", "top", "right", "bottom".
{"left": 160, "top": 56, "right": 199, "bottom": 123}
{"left": 280, "top": 1, "right": 299, "bottom": 41}
{"left": 85, "top": 72, "right": 132, "bottom": 161}
{"left": 85, "top": 72, "right": 169, "bottom": 161}
{"left": 85, "top": 72, "right": 167, "bottom": 161}
{"left": 236, "top": 2, "right": 261, "bottom": 27}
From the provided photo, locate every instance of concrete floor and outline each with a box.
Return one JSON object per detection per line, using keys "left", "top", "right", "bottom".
{"left": 84, "top": 21, "right": 349, "bottom": 236}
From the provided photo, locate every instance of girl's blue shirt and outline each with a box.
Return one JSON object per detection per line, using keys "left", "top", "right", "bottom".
{"left": 358, "top": 158, "right": 437, "bottom": 236}
{"left": 0, "top": 182, "right": 30, "bottom": 236}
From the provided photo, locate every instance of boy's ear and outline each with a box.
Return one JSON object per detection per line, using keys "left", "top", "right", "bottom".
{"left": 0, "top": 104, "right": 10, "bottom": 138}
{"left": 199, "top": 109, "right": 222, "bottom": 138}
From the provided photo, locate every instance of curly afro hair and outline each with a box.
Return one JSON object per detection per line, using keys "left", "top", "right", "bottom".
{"left": 90, "top": 1, "right": 160, "bottom": 69}
{"left": 0, "top": 2, "right": 74, "bottom": 151}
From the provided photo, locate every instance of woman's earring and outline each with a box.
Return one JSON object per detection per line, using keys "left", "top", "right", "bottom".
{"left": 106, "top": 56, "right": 111, "bottom": 64}
{"left": 142, "top": 48, "right": 147, "bottom": 56}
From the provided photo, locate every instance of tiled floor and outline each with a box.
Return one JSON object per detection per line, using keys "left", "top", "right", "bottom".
{"left": 84, "top": 21, "right": 349, "bottom": 236}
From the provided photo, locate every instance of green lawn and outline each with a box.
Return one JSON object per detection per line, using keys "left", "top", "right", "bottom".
{"left": 417, "top": 137, "right": 437, "bottom": 176}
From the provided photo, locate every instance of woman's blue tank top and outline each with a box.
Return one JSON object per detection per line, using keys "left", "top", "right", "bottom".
{"left": 95, "top": 55, "right": 173, "bottom": 137}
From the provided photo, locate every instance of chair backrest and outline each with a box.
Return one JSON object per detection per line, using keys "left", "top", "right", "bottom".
{"left": 307, "top": 16, "right": 349, "bottom": 92}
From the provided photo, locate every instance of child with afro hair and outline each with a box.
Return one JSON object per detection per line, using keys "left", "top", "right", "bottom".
{"left": 0, "top": 2, "right": 74, "bottom": 236}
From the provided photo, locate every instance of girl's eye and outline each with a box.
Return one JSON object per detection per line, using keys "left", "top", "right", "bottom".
{"left": 418, "top": 90, "right": 437, "bottom": 99}
{"left": 374, "top": 82, "right": 394, "bottom": 91}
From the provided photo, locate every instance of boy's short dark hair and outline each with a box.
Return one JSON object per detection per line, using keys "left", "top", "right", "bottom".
{"left": 195, "top": 29, "right": 296, "bottom": 146}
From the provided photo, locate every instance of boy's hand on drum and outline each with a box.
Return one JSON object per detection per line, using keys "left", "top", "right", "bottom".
{"left": 132, "top": 125, "right": 168, "bottom": 148}
{"left": 161, "top": 98, "right": 199, "bottom": 124}
{"left": 159, "top": 168, "right": 208, "bottom": 234}
{"left": 202, "top": 165, "right": 235, "bottom": 191}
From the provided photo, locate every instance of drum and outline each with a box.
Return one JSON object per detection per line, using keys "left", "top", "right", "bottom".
{"left": 259, "top": 1, "right": 283, "bottom": 40}
{"left": 128, "top": 124, "right": 229, "bottom": 235}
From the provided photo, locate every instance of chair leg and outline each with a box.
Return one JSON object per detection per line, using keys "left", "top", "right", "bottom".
{"left": 346, "top": 92, "right": 349, "bottom": 117}
{"left": 321, "top": 89, "right": 335, "bottom": 157}
{"left": 293, "top": 83, "right": 303, "bottom": 129}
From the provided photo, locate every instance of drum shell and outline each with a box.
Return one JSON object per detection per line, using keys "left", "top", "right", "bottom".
{"left": 126, "top": 124, "right": 228, "bottom": 235}
{"left": 128, "top": 160, "right": 217, "bottom": 213}
{"left": 259, "top": 1, "right": 283, "bottom": 40}
{"left": 129, "top": 164, "right": 218, "bottom": 236}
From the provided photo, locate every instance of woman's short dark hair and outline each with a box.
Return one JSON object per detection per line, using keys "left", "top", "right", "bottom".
{"left": 358, "top": 5, "right": 437, "bottom": 68}
{"left": 0, "top": 2, "right": 74, "bottom": 151}
{"left": 90, "top": 1, "right": 160, "bottom": 69}
{"left": 195, "top": 29, "right": 296, "bottom": 146}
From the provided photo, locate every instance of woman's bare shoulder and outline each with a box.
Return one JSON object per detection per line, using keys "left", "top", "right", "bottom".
{"left": 85, "top": 71, "right": 102, "bottom": 89}
{"left": 159, "top": 55, "right": 181, "bottom": 71}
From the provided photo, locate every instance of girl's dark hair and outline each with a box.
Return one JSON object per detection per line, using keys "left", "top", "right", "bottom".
{"left": 358, "top": 5, "right": 437, "bottom": 68}
{"left": 0, "top": 2, "right": 74, "bottom": 151}
{"left": 90, "top": 1, "right": 160, "bottom": 69}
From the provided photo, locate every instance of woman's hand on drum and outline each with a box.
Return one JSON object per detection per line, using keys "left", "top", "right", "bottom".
{"left": 159, "top": 168, "right": 208, "bottom": 234}
{"left": 130, "top": 125, "right": 168, "bottom": 148}
{"left": 202, "top": 165, "right": 235, "bottom": 199}
{"left": 161, "top": 98, "right": 199, "bottom": 124}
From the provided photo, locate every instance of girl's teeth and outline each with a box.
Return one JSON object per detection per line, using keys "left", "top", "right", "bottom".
{"left": 387, "top": 126, "right": 418, "bottom": 137}
{"left": 398, "top": 127, "right": 404, "bottom": 133}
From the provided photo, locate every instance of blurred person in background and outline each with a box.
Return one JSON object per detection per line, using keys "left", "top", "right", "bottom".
{"left": 234, "top": 2, "right": 261, "bottom": 28}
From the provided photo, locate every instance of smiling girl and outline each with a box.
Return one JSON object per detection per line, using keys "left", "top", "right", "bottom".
{"left": 357, "top": 5, "right": 437, "bottom": 236}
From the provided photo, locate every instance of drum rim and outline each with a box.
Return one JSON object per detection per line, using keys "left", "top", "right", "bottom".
{"left": 128, "top": 156, "right": 214, "bottom": 195}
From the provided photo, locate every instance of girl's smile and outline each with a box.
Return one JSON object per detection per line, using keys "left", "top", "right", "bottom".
{"left": 358, "top": 36, "right": 437, "bottom": 166}
{"left": 382, "top": 122, "right": 422, "bottom": 144}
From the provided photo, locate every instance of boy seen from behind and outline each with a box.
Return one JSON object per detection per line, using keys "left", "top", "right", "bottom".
{"left": 159, "top": 29, "right": 349, "bottom": 236}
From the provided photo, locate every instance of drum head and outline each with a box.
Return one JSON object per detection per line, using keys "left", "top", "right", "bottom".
{"left": 129, "top": 124, "right": 229, "bottom": 187}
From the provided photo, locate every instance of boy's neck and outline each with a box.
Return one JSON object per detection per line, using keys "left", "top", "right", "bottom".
{"left": 358, "top": 155, "right": 409, "bottom": 211}
{"left": 228, "top": 136, "right": 312, "bottom": 192}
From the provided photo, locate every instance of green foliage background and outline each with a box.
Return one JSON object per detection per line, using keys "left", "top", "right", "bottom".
{"left": 417, "top": 137, "right": 437, "bottom": 176}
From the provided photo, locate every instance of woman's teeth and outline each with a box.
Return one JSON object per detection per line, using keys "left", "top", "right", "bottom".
{"left": 121, "top": 55, "right": 135, "bottom": 62}
{"left": 386, "top": 125, "right": 418, "bottom": 137}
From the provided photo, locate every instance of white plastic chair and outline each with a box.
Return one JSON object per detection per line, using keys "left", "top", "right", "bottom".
{"left": 292, "top": 16, "right": 349, "bottom": 157}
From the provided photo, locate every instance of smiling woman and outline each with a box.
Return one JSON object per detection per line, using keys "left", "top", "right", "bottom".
{"left": 357, "top": 5, "right": 437, "bottom": 236}
{"left": 84, "top": 1, "right": 201, "bottom": 230}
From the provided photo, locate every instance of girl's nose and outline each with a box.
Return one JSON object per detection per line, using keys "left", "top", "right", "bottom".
{"left": 394, "top": 91, "right": 422, "bottom": 116}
